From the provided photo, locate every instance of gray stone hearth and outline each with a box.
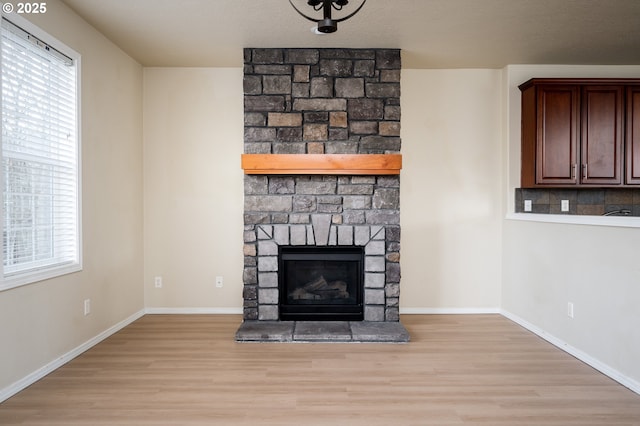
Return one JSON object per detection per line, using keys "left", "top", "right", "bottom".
{"left": 236, "top": 320, "right": 409, "bottom": 343}
{"left": 239, "top": 48, "right": 407, "bottom": 342}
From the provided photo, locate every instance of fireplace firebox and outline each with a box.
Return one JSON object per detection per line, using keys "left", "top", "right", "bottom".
{"left": 279, "top": 246, "right": 364, "bottom": 321}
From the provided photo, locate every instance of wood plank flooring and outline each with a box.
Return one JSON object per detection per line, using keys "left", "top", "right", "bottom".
{"left": 1, "top": 314, "right": 639, "bottom": 425}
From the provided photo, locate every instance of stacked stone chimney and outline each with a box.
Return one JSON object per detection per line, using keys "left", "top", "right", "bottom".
{"left": 242, "top": 48, "right": 401, "bottom": 322}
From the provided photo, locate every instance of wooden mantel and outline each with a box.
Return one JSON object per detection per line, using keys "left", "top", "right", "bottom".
{"left": 241, "top": 154, "right": 402, "bottom": 175}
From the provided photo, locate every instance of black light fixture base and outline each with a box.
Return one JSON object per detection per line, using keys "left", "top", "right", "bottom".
{"left": 289, "top": 0, "right": 366, "bottom": 34}
{"left": 317, "top": 18, "right": 338, "bottom": 33}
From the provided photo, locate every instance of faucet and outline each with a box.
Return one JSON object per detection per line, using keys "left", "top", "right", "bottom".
{"left": 603, "top": 209, "right": 632, "bottom": 216}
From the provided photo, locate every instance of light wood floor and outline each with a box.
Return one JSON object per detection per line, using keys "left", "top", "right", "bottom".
{"left": 1, "top": 314, "right": 640, "bottom": 425}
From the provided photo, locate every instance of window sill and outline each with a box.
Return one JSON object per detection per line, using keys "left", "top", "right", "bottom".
{"left": 0, "top": 262, "right": 82, "bottom": 292}
{"left": 506, "top": 212, "right": 640, "bottom": 228}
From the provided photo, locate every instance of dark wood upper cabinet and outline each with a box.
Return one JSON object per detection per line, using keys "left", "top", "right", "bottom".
{"left": 580, "top": 85, "right": 623, "bottom": 185}
{"left": 535, "top": 85, "right": 579, "bottom": 185}
{"left": 627, "top": 86, "right": 640, "bottom": 185}
{"left": 520, "top": 78, "right": 639, "bottom": 188}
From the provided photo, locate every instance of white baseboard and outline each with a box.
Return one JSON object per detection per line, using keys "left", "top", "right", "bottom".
{"left": 400, "top": 307, "right": 501, "bottom": 314}
{"left": 147, "top": 307, "right": 497, "bottom": 315}
{"left": 0, "top": 309, "right": 145, "bottom": 403}
{"left": 501, "top": 309, "right": 640, "bottom": 396}
{"left": 145, "top": 307, "right": 243, "bottom": 315}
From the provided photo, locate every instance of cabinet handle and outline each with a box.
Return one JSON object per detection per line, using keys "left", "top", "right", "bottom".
{"left": 571, "top": 164, "right": 577, "bottom": 179}
{"left": 583, "top": 163, "right": 588, "bottom": 179}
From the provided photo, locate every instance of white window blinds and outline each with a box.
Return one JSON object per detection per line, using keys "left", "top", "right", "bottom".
{"left": 1, "top": 17, "right": 80, "bottom": 287}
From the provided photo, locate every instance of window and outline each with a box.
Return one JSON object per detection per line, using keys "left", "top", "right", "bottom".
{"left": 1, "top": 16, "right": 81, "bottom": 290}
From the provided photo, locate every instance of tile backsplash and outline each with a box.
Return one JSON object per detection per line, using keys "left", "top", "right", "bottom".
{"left": 515, "top": 188, "right": 640, "bottom": 216}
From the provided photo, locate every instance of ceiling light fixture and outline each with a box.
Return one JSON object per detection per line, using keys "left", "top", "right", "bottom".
{"left": 289, "top": 0, "right": 367, "bottom": 34}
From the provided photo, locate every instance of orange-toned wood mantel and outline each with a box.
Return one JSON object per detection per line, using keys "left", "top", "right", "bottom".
{"left": 241, "top": 154, "right": 402, "bottom": 175}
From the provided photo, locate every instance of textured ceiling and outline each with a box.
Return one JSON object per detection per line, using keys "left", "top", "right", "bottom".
{"left": 59, "top": 0, "right": 640, "bottom": 69}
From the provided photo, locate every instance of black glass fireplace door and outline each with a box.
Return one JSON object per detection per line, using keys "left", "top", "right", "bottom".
{"left": 279, "top": 246, "right": 364, "bottom": 321}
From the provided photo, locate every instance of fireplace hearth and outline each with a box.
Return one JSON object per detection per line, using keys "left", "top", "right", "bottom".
{"left": 279, "top": 246, "right": 364, "bottom": 321}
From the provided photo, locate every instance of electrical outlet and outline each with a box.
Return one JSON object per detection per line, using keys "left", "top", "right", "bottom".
{"left": 561, "top": 199, "right": 570, "bottom": 212}
{"left": 524, "top": 200, "right": 532, "bottom": 212}
{"left": 84, "top": 299, "right": 91, "bottom": 316}
{"left": 154, "top": 276, "right": 162, "bottom": 288}
{"left": 567, "top": 302, "right": 574, "bottom": 319}
{"left": 215, "top": 276, "right": 223, "bottom": 288}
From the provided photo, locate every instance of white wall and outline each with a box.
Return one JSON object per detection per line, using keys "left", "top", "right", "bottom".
{"left": 143, "top": 68, "right": 244, "bottom": 310}
{"left": 502, "top": 65, "right": 640, "bottom": 389}
{"left": 401, "top": 69, "right": 503, "bottom": 311}
{"left": 0, "top": 0, "right": 144, "bottom": 394}
{"left": 141, "top": 68, "right": 505, "bottom": 313}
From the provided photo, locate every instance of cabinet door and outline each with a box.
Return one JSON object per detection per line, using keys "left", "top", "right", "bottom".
{"left": 627, "top": 86, "right": 640, "bottom": 185}
{"left": 581, "top": 86, "right": 623, "bottom": 185}
{"left": 536, "top": 85, "right": 579, "bottom": 185}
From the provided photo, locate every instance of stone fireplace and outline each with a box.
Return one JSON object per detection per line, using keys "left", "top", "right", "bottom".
{"left": 236, "top": 48, "right": 408, "bottom": 342}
